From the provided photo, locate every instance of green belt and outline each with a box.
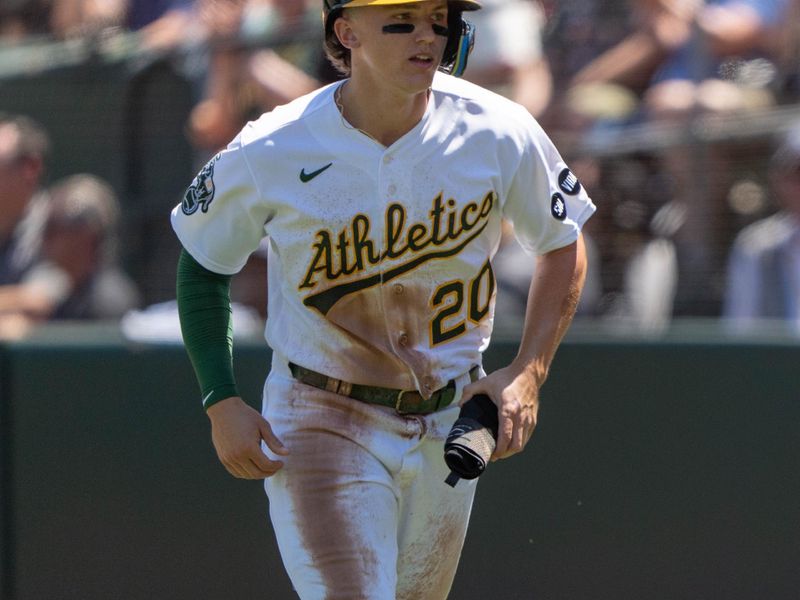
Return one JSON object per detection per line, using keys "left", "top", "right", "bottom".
{"left": 288, "top": 363, "right": 480, "bottom": 415}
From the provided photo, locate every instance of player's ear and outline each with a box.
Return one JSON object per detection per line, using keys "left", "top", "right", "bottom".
{"left": 334, "top": 13, "right": 360, "bottom": 49}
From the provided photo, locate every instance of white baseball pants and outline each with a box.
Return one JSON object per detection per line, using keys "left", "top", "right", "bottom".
{"left": 262, "top": 364, "right": 479, "bottom": 600}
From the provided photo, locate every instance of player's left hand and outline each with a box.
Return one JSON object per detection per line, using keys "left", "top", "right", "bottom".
{"left": 459, "top": 362, "right": 542, "bottom": 461}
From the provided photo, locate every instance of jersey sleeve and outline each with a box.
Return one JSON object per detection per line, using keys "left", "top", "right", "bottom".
{"left": 501, "top": 116, "right": 596, "bottom": 256}
{"left": 170, "top": 135, "right": 271, "bottom": 275}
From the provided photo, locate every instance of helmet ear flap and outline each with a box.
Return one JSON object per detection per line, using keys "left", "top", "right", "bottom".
{"left": 439, "top": 11, "right": 475, "bottom": 78}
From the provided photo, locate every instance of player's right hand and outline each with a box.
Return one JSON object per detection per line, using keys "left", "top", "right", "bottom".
{"left": 206, "top": 396, "right": 289, "bottom": 479}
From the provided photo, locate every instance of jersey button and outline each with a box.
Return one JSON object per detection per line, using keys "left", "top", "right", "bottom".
{"left": 393, "top": 283, "right": 404, "bottom": 295}
{"left": 398, "top": 333, "right": 409, "bottom": 346}
{"left": 383, "top": 155, "right": 393, "bottom": 164}
{"left": 387, "top": 184, "right": 397, "bottom": 195}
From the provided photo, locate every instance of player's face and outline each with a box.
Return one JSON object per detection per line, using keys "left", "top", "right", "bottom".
{"left": 342, "top": 1, "right": 449, "bottom": 94}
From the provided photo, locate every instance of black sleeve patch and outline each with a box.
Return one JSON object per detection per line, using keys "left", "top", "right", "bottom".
{"left": 551, "top": 193, "right": 567, "bottom": 221}
{"left": 558, "top": 168, "right": 581, "bottom": 195}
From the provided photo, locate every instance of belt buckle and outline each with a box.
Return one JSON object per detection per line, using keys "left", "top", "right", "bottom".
{"left": 395, "top": 389, "right": 424, "bottom": 415}
{"left": 395, "top": 389, "right": 411, "bottom": 414}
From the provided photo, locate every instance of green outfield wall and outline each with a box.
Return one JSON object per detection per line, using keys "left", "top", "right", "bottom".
{"left": 1, "top": 323, "right": 799, "bottom": 600}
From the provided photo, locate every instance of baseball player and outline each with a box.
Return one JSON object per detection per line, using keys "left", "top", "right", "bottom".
{"left": 172, "top": 0, "right": 595, "bottom": 598}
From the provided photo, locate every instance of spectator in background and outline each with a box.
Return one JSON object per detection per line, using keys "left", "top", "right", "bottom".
{"left": 567, "top": 0, "right": 794, "bottom": 318}
{"left": 462, "top": 0, "right": 552, "bottom": 118}
{"left": 643, "top": 0, "right": 793, "bottom": 316}
{"left": 185, "top": 0, "right": 261, "bottom": 154}
{"left": 1, "top": 0, "right": 178, "bottom": 42}
{"left": 120, "top": 0, "right": 197, "bottom": 53}
{"left": 0, "top": 0, "right": 51, "bottom": 40}
{"left": 245, "top": 0, "right": 332, "bottom": 108}
{"left": 0, "top": 174, "right": 141, "bottom": 339}
{"left": 0, "top": 113, "right": 50, "bottom": 285}
{"left": 724, "top": 123, "right": 800, "bottom": 332}
{"left": 126, "top": 0, "right": 194, "bottom": 31}
{"left": 48, "top": 0, "right": 128, "bottom": 38}
{"left": 645, "top": 0, "right": 791, "bottom": 119}
{"left": 188, "top": 0, "right": 327, "bottom": 155}
{"left": 570, "top": 0, "right": 792, "bottom": 121}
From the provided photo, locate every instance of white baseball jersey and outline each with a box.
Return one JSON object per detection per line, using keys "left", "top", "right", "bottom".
{"left": 171, "top": 72, "right": 595, "bottom": 397}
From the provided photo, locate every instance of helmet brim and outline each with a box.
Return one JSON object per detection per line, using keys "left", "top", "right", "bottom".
{"left": 328, "top": 0, "right": 481, "bottom": 12}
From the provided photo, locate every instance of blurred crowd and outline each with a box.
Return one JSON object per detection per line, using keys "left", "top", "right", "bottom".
{"left": 1, "top": 0, "right": 799, "bottom": 340}
{"left": 0, "top": 113, "right": 140, "bottom": 338}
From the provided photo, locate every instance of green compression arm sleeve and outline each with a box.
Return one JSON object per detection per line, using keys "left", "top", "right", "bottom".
{"left": 176, "top": 248, "right": 239, "bottom": 410}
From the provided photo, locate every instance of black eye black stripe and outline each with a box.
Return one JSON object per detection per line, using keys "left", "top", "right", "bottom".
{"left": 382, "top": 23, "right": 414, "bottom": 33}
{"left": 381, "top": 23, "right": 449, "bottom": 36}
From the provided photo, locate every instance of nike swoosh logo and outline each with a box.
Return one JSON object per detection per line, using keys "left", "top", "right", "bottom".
{"left": 300, "top": 162, "right": 333, "bottom": 182}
